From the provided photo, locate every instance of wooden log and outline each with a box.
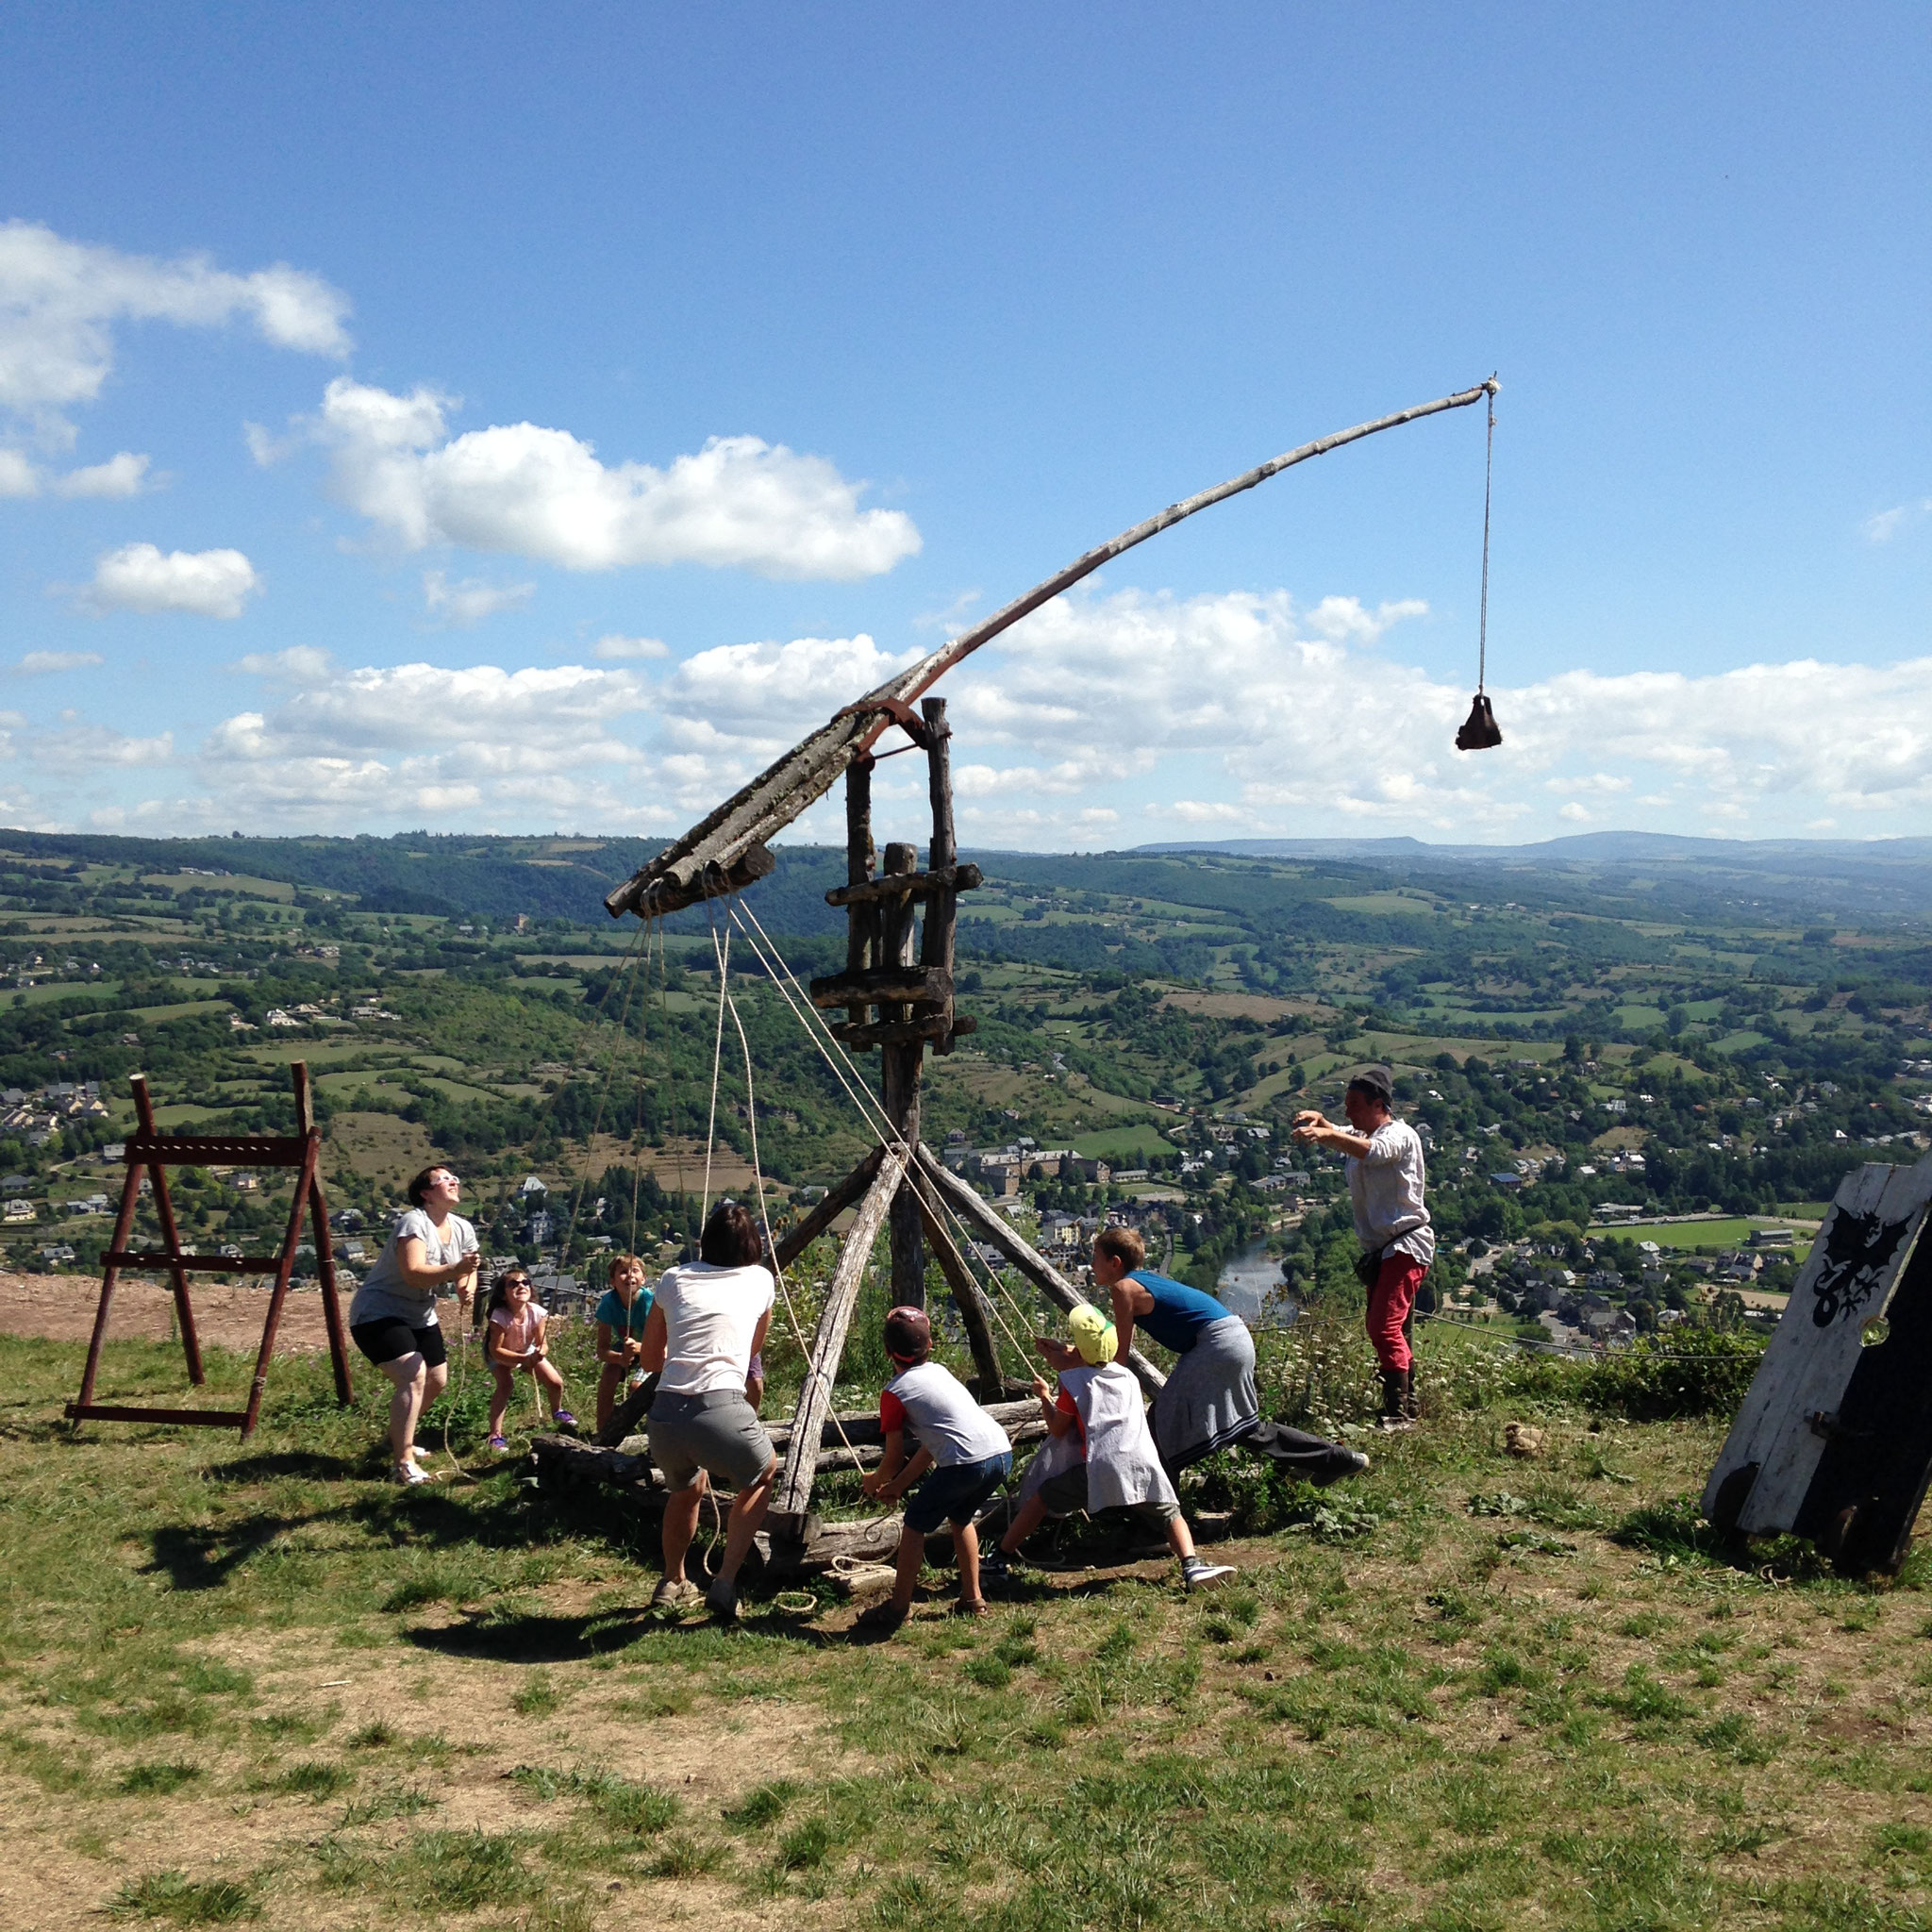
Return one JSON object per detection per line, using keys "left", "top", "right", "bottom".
{"left": 773, "top": 1145, "right": 885, "bottom": 1273}
{"left": 844, "top": 753, "right": 875, "bottom": 976}
{"left": 920, "top": 697, "right": 960, "bottom": 1055}
{"left": 773, "top": 1150, "right": 904, "bottom": 1519}
{"left": 601, "top": 383, "right": 1497, "bottom": 923}
{"left": 908, "top": 1164, "right": 1005, "bottom": 1392}
{"left": 807, "top": 965, "right": 952, "bottom": 1011}
{"left": 132, "top": 1075, "right": 204, "bottom": 1385}
{"left": 916, "top": 1144, "right": 1167, "bottom": 1396}
{"left": 608, "top": 842, "right": 775, "bottom": 922}
{"left": 878, "top": 844, "right": 924, "bottom": 1306}
{"left": 824, "top": 862, "right": 982, "bottom": 908}
{"left": 830, "top": 1012, "right": 976, "bottom": 1050}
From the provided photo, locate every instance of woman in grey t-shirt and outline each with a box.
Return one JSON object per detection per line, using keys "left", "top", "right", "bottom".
{"left": 348, "top": 1164, "right": 479, "bottom": 1485}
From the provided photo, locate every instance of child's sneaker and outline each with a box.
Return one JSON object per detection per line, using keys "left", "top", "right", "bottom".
{"left": 551, "top": 1409, "right": 577, "bottom": 1432}
{"left": 651, "top": 1576, "right": 700, "bottom": 1610}
{"left": 978, "top": 1547, "right": 1020, "bottom": 1588}
{"left": 487, "top": 1435, "right": 510, "bottom": 1453}
{"left": 391, "top": 1460, "right": 431, "bottom": 1488}
{"left": 705, "top": 1574, "right": 741, "bottom": 1624}
{"left": 1182, "top": 1557, "right": 1236, "bottom": 1591}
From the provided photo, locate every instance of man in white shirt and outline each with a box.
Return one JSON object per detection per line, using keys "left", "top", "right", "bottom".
{"left": 1292, "top": 1063, "right": 1434, "bottom": 1428}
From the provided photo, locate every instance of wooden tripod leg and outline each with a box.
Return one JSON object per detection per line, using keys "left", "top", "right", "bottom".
{"left": 771, "top": 1150, "right": 902, "bottom": 1522}
{"left": 132, "top": 1075, "right": 205, "bottom": 1385}
{"left": 294, "top": 1063, "right": 353, "bottom": 1407}
{"left": 915, "top": 1143, "right": 1168, "bottom": 1397}
{"left": 773, "top": 1144, "right": 884, "bottom": 1274}
{"left": 908, "top": 1168, "right": 1004, "bottom": 1393}
{"left": 242, "top": 1133, "right": 319, "bottom": 1439}
{"left": 72, "top": 1158, "right": 144, "bottom": 1416}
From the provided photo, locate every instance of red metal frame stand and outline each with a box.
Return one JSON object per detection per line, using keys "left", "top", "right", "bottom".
{"left": 67, "top": 1061, "right": 354, "bottom": 1438}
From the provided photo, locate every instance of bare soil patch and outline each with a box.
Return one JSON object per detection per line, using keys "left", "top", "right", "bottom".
{"left": 0, "top": 1272, "right": 337, "bottom": 1351}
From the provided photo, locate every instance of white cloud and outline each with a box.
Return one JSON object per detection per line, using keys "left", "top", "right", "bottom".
{"left": 421, "top": 568, "right": 535, "bottom": 626}
{"left": 301, "top": 377, "right": 920, "bottom": 579}
{"left": 920, "top": 585, "right": 1932, "bottom": 841}
{"left": 30, "top": 723, "right": 172, "bottom": 770}
{"left": 1866, "top": 499, "right": 1932, "bottom": 543}
{"left": 233, "top": 644, "right": 333, "bottom": 683}
{"left": 1558, "top": 802, "right": 1591, "bottom": 823}
{"left": 12, "top": 651, "right": 102, "bottom": 675}
{"left": 0, "top": 220, "right": 350, "bottom": 439}
{"left": 1303, "top": 595, "right": 1430, "bottom": 643}
{"left": 0, "top": 449, "right": 39, "bottom": 496}
{"left": 591, "top": 633, "right": 670, "bottom": 659}
{"left": 78, "top": 542, "right": 259, "bottom": 618}
{"left": 52, "top": 451, "right": 150, "bottom": 498}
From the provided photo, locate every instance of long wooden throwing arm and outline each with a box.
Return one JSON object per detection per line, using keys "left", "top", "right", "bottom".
{"left": 606, "top": 378, "right": 1498, "bottom": 920}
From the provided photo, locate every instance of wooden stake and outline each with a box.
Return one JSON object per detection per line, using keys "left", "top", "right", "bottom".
{"left": 772, "top": 1150, "right": 903, "bottom": 1520}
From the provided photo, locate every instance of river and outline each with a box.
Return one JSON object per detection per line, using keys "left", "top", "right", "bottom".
{"left": 1215, "top": 1239, "right": 1298, "bottom": 1327}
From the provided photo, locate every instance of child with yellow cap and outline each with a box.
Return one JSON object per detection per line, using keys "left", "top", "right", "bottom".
{"left": 980, "top": 1303, "right": 1235, "bottom": 1592}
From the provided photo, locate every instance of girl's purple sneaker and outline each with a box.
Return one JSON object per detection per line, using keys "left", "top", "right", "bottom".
{"left": 552, "top": 1410, "right": 577, "bottom": 1431}
{"left": 487, "top": 1434, "right": 509, "bottom": 1452}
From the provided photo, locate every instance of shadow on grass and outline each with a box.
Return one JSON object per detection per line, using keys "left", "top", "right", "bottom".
{"left": 206, "top": 1450, "right": 362, "bottom": 1484}
{"left": 1611, "top": 1492, "right": 1855, "bottom": 1586}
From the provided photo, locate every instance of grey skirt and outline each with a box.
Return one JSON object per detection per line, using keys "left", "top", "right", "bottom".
{"left": 1150, "top": 1315, "right": 1260, "bottom": 1469}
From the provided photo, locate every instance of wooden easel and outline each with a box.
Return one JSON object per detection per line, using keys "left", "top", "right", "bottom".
{"left": 67, "top": 1061, "right": 354, "bottom": 1439}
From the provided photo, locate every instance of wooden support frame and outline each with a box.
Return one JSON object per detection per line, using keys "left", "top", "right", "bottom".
{"left": 67, "top": 1061, "right": 354, "bottom": 1438}
{"left": 771, "top": 1147, "right": 905, "bottom": 1525}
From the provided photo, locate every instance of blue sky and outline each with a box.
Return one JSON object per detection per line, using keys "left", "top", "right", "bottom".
{"left": 1, "top": 5, "right": 1925, "bottom": 846}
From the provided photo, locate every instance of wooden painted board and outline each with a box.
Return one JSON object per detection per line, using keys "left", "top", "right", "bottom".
{"left": 1703, "top": 1155, "right": 1932, "bottom": 1554}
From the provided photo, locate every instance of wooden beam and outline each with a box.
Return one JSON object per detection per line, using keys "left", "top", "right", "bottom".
{"left": 601, "top": 381, "right": 1498, "bottom": 921}
{"left": 824, "top": 861, "right": 982, "bottom": 908}
{"left": 132, "top": 1074, "right": 204, "bottom": 1386}
{"left": 772, "top": 1145, "right": 886, "bottom": 1274}
{"left": 122, "top": 1136, "right": 311, "bottom": 1166}
{"left": 908, "top": 1164, "right": 1005, "bottom": 1392}
{"left": 772, "top": 1149, "right": 904, "bottom": 1519}
{"left": 830, "top": 1012, "right": 977, "bottom": 1051}
{"left": 808, "top": 965, "right": 951, "bottom": 1011}
{"left": 916, "top": 1144, "right": 1167, "bottom": 1396}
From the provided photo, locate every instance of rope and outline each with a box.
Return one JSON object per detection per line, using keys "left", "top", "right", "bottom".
{"left": 726, "top": 895, "right": 1041, "bottom": 1367}
{"left": 700, "top": 919, "right": 731, "bottom": 1222}
{"left": 1477, "top": 380, "right": 1495, "bottom": 693}
{"left": 725, "top": 899, "right": 1042, "bottom": 1374}
{"left": 704, "top": 915, "right": 880, "bottom": 1485}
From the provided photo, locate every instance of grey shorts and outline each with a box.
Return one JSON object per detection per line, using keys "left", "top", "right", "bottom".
{"left": 647, "top": 1389, "right": 775, "bottom": 1493}
{"left": 1035, "top": 1464, "right": 1179, "bottom": 1525}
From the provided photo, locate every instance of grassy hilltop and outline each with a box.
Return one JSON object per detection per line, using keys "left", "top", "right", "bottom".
{"left": 0, "top": 827, "right": 1928, "bottom": 1925}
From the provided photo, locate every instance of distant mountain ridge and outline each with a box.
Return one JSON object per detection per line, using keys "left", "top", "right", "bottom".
{"left": 1137, "top": 832, "right": 1932, "bottom": 863}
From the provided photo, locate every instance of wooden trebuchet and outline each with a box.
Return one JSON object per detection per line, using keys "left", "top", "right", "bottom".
{"left": 603, "top": 380, "right": 1499, "bottom": 923}
{"left": 916, "top": 1143, "right": 1167, "bottom": 1397}
{"left": 771, "top": 1147, "right": 906, "bottom": 1521}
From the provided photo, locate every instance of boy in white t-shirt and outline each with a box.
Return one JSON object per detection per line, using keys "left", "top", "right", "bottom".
{"left": 856, "top": 1307, "right": 1012, "bottom": 1632}
{"left": 982, "top": 1304, "right": 1235, "bottom": 1592}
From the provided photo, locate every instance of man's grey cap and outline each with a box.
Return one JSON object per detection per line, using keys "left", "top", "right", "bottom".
{"left": 1346, "top": 1063, "right": 1395, "bottom": 1104}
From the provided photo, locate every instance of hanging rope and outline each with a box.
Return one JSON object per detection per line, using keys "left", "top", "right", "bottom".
{"left": 725, "top": 895, "right": 1041, "bottom": 1368}
{"left": 700, "top": 918, "right": 731, "bottom": 1223}
{"left": 725, "top": 897, "right": 1044, "bottom": 1374}
{"left": 1477, "top": 379, "right": 1495, "bottom": 694}
{"left": 701, "top": 915, "right": 891, "bottom": 1526}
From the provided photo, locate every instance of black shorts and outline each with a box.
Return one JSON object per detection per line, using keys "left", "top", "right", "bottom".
{"left": 350, "top": 1319, "right": 447, "bottom": 1370}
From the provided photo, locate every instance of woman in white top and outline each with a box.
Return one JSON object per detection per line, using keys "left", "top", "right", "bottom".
{"left": 347, "top": 1164, "right": 479, "bottom": 1486}
{"left": 640, "top": 1200, "right": 775, "bottom": 1622}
